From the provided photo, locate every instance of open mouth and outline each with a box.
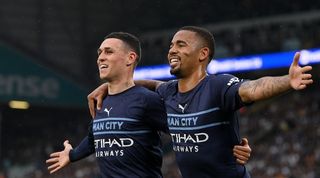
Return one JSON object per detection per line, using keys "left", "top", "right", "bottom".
{"left": 99, "top": 64, "right": 109, "bottom": 70}
{"left": 169, "top": 57, "right": 180, "bottom": 67}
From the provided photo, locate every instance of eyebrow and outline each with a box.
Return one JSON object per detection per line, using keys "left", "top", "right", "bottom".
{"left": 97, "top": 47, "right": 112, "bottom": 54}
{"left": 172, "top": 40, "right": 188, "bottom": 46}
{"left": 177, "top": 40, "right": 187, "bottom": 44}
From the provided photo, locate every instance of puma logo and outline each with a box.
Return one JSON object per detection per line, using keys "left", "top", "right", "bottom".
{"left": 227, "top": 77, "right": 240, "bottom": 86}
{"left": 104, "top": 107, "right": 112, "bottom": 117}
{"left": 178, "top": 104, "right": 187, "bottom": 113}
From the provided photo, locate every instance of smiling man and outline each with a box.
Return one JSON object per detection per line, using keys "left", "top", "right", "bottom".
{"left": 46, "top": 32, "right": 169, "bottom": 178}
{"left": 88, "top": 26, "right": 313, "bottom": 178}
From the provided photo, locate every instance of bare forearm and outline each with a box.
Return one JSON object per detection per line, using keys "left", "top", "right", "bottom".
{"left": 135, "top": 80, "right": 164, "bottom": 91}
{"left": 239, "top": 75, "right": 291, "bottom": 103}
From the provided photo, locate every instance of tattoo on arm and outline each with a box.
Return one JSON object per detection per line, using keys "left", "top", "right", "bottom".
{"left": 239, "top": 76, "right": 291, "bottom": 102}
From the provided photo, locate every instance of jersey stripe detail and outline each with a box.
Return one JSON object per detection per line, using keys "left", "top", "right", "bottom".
{"left": 93, "top": 117, "right": 139, "bottom": 123}
{"left": 169, "top": 121, "right": 229, "bottom": 131}
{"left": 167, "top": 107, "right": 220, "bottom": 117}
{"left": 94, "top": 130, "right": 151, "bottom": 135}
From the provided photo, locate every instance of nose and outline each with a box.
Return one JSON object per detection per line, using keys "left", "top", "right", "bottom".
{"left": 97, "top": 53, "right": 106, "bottom": 63}
{"left": 98, "top": 51, "right": 106, "bottom": 61}
{"left": 169, "top": 45, "right": 177, "bottom": 55}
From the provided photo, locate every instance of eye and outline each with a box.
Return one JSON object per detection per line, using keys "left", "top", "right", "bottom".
{"left": 105, "top": 50, "right": 113, "bottom": 54}
{"left": 178, "top": 43, "right": 186, "bottom": 47}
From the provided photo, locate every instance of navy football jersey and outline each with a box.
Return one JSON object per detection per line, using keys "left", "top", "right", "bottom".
{"left": 156, "top": 74, "right": 250, "bottom": 178}
{"left": 73, "top": 86, "right": 168, "bottom": 178}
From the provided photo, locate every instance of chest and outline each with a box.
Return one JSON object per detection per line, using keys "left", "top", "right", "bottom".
{"left": 96, "top": 95, "right": 145, "bottom": 119}
{"left": 93, "top": 95, "right": 146, "bottom": 133}
{"left": 166, "top": 94, "right": 227, "bottom": 129}
{"left": 164, "top": 89, "right": 219, "bottom": 115}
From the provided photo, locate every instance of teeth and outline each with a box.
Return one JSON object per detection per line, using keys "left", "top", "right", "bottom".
{"left": 170, "top": 58, "right": 179, "bottom": 63}
{"left": 100, "top": 64, "right": 108, "bottom": 69}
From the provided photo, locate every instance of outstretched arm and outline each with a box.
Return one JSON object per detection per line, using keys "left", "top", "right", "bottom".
{"left": 46, "top": 140, "right": 73, "bottom": 174}
{"left": 87, "top": 80, "right": 164, "bottom": 118}
{"left": 239, "top": 52, "right": 313, "bottom": 103}
{"left": 46, "top": 123, "right": 95, "bottom": 173}
{"left": 233, "top": 138, "right": 251, "bottom": 165}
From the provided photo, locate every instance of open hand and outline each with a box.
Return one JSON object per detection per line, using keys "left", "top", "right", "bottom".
{"left": 46, "top": 140, "right": 73, "bottom": 174}
{"left": 289, "top": 52, "right": 313, "bottom": 90}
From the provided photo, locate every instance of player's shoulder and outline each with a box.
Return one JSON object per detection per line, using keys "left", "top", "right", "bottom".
{"left": 134, "top": 86, "right": 161, "bottom": 99}
{"left": 210, "top": 74, "right": 240, "bottom": 84}
{"left": 158, "top": 79, "right": 177, "bottom": 91}
{"left": 156, "top": 80, "right": 178, "bottom": 98}
{"left": 134, "top": 86, "right": 164, "bottom": 108}
{"left": 213, "top": 73, "right": 238, "bottom": 80}
{"left": 205, "top": 74, "right": 243, "bottom": 91}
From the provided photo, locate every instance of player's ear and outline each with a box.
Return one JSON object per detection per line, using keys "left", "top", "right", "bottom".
{"left": 199, "top": 47, "right": 209, "bottom": 62}
{"left": 126, "top": 51, "right": 137, "bottom": 66}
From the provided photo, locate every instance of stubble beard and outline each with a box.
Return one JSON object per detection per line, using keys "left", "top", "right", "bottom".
{"left": 170, "top": 67, "right": 183, "bottom": 79}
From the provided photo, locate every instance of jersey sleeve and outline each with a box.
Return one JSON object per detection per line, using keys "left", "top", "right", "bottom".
{"left": 143, "top": 92, "right": 169, "bottom": 133}
{"left": 216, "top": 74, "right": 249, "bottom": 111}
{"left": 69, "top": 121, "right": 95, "bottom": 162}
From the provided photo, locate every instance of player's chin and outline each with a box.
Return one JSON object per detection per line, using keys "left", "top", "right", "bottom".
{"left": 99, "top": 73, "right": 109, "bottom": 80}
{"left": 170, "top": 68, "right": 182, "bottom": 78}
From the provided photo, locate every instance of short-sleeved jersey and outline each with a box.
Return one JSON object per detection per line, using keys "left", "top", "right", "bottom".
{"left": 156, "top": 74, "right": 250, "bottom": 178}
{"left": 93, "top": 86, "right": 168, "bottom": 178}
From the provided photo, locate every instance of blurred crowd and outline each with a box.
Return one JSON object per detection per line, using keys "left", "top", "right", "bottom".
{"left": 140, "top": 18, "right": 320, "bottom": 66}
{"left": 0, "top": 108, "right": 99, "bottom": 178}
{"left": 241, "top": 87, "right": 320, "bottom": 178}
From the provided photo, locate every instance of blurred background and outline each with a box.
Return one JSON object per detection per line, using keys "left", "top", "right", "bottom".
{"left": 0, "top": 0, "right": 320, "bottom": 177}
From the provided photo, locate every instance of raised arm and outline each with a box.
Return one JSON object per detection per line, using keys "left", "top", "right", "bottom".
{"left": 239, "top": 52, "right": 313, "bottom": 103}
{"left": 87, "top": 80, "right": 164, "bottom": 118}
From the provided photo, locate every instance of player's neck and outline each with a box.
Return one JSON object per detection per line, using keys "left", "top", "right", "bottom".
{"left": 178, "top": 70, "right": 207, "bottom": 93}
{"left": 108, "top": 76, "right": 135, "bottom": 95}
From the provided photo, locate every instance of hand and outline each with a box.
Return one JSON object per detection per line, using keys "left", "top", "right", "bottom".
{"left": 233, "top": 138, "right": 251, "bottom": 165}
{"left": 46, "top": 140, "right": 73, "bottom": 174}
{"left": 289, "top": 52, "right": 313, "bottom": 90}
{"left": 87, "top": 83, "right": 108, "bottom": 118}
